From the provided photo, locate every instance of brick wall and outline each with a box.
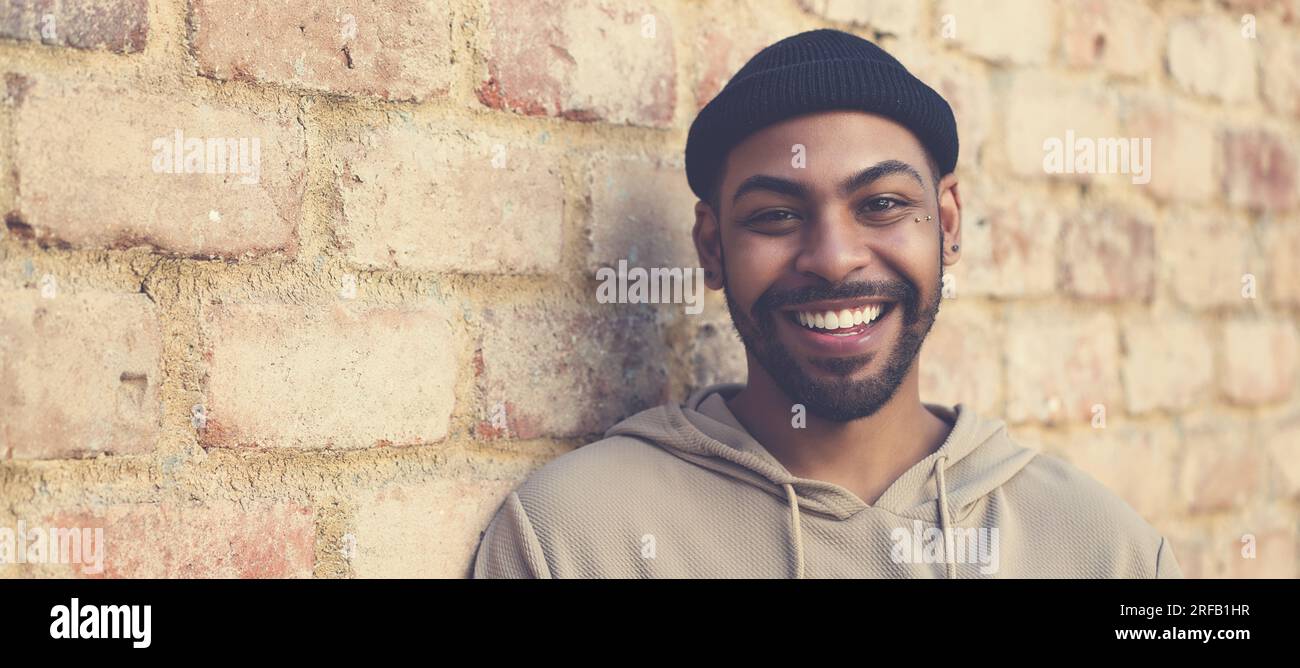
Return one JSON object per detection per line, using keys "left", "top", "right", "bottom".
{"left": 1, "top": 0, "right": 1296, "bottom": 578}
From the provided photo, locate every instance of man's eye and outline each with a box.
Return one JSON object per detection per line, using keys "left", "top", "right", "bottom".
{"left": 862, "top": 197, "right": 900, "bottom": 212}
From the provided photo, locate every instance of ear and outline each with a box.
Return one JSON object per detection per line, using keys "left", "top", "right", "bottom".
{"left": 693, "top": 200, "right": 725, "bottom": 290}
{"left": 937, "top": 174, "right": 962, "bottom": 266}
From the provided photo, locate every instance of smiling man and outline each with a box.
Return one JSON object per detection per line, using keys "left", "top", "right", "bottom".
{"left": 473, "top": 28, "right": 1182, "bottom": 579}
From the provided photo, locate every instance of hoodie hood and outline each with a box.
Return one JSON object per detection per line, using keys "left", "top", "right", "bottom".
{"left": 603, "top": 382, "right": 1038, "bottom": 579}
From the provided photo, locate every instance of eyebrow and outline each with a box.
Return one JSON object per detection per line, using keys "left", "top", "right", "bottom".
{"left": 730, "top": 159, "right": 925, "bottom": 205}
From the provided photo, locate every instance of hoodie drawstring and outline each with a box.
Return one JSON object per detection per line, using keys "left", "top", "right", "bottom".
{"left": 933, "top": 454, "right": 956, "bottom": 579}
{"left": 783, "top": 454, "right": 955, "bottom": 580}
{"left": 783, "top": 483, "right": 805, "bottom": 579}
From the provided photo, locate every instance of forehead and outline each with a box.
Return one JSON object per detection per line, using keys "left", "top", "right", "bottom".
{"left": 721, "top": 110, "right": 931, "bottom": 194}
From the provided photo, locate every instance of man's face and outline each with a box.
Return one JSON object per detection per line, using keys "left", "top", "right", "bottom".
{"left": 700, "top": 110, "right": 956, "bottom": 422}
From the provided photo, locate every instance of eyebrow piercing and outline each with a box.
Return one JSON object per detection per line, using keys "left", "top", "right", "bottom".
{"left": 913, "top": 215, "right": 933, "bottom": 223}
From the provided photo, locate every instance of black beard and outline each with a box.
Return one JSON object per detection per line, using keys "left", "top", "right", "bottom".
{"left": 722, "top": 263, "right": 943, "bottom": 423}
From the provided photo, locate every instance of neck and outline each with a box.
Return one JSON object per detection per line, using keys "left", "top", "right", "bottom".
{"left": 725, "top": 357, "right": 953, "bottom": 506}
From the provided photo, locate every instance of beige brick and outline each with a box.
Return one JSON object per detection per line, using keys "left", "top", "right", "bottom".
{"left": 1262, "top": 28, "right": 1300, "bottom": 117}
{"left": 191, "top": 0, "right": 451, "bottom": 101}
{"left": 919, "top": 301, "right": 1001, "bottom": 414}
{"left": 200, "top": 301, "right": 459, "bottom": 449}
{"left": 890, "top": 45, "right": 993, "bottom": 166}
{"left": 1179, "top": 414, "right": 1265, "bottom": 513}
{"left": 1005, "top": 309, "right": 1123, "bottom": 425}
{"left": 1219, "top": 318, "right": 1298, "bottom": 405}
{"left": 946, "top": 177, "right": 1060, "bottom": 297}
{"left": 1221, "top": 127, "right": 1300, "bottom": 212}
{"left": 335, "top": 123, "right": 563, "bottom": 274}
{"left": 477, "top": 0, "right": 676, "bottom": 128}
{"left": 937, "top": 0, "right": 1055, "bottom": 65}
{"left": 796, "top": 0, "right": 922, "bottom": 36}
{"left": 1059, "top": 202, "right": 1156, "bottom": 301}
{"left": 1219, "top": 516, "right": 1297, "bottom": 578}
{"left": 1000, "top": 70, "right": 1119, "bottom": 178}
{"left": 688, "top": 292, "right": 748, "bottom": 390}
{"left": 587, "top": 154, "right": 698, "bottom": 270}
{"left": 1263, "top": 413, "right": 1300, "bottom": 500}
{"left": 0, "top": 290, "right": 160, "bottom": 460}
{"left": 351, "top": 477, "right": 520, "bottom": 578}
{"left": 11, "top": 74, "right": 305, "bottom": 258}
{"left": 475, "top": 301, "right": 670, "bottom": 439}
{"left": 1120, "top": 94, "right": 1216, "bottom": 203}
{"left": 0, "top": 0, "right": 147, "bottom": 53}
{"left": 1120, "top": 317, "right": 1214, "bottom": 414}
{"left": 0, "top": 501, "right": 317, "bottom": 578}
{"left": 1053, "top": 423, "right": 1181, "bottom": 521}
{"left": 1167, "top": 15, "right": 1258, "bottom": 103}
{"left": 1061, "top": 0, "right": 1160, "bottom": 77}
{"left": 1265, "top": 220, "right": 1300, "bottom": 307}
{"left": 1161, "top": 210, "right": 1256, "bottom": 310}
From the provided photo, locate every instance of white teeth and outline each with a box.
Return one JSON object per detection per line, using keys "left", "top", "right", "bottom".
{"left": 793, "top": 304, "right": 887, "bottom": 331}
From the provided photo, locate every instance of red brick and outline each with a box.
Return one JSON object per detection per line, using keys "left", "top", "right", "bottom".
{"left": 0, "top": 289, "right": 160, "bottom": 460}
{"left": 1219, "top": 318, "right": 1298, "bottom": 405}
{"left": 335, "top": 123, "right": 563, "bottom": 273}
{"left": 0, "top": 0, "right": 147, "bottom": 53}
{"left": 692, "top": 9, "right": 787, "bottom": 112}
{"left": 24, "top": 501, "right": 316, "bottom": 578}
{"left": 11, "top": 74, "right": 306, "bottom": 258}
{"left": 190, "top": 0, "right": 451, "bottom": 101}
{"left": 1005, "top": 309, "right": 1123, "bottom": 425}
{"left": 200, "top": 301, "right": 459, "bottom": 449}
{"left": 477, "top": 0, "right": 676, "bottom": 128}
{"left": 475, "top": 301, "right": 670, "bottom": 439}
{"left": 1059, "top": 202, "right": 1156, "bottom": 301}
{"left": 1221, "top": 127, "right": 1300, "bottom": 212}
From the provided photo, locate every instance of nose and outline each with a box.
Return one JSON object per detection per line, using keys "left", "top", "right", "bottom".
{"left": 792, "top": 206, "right": 877, "bottom": 284}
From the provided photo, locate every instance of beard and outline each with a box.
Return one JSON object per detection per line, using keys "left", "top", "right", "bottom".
{"left": 721, "top": 250, "right": 943, "bottom": 423}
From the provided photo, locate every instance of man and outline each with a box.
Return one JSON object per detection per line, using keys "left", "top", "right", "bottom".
{"left": 472, "top": 28, "right": 1182, "bottom": 578}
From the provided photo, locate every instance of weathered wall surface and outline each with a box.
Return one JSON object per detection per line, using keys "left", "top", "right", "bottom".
{"left": 0, "top": 0, "right": 1297, "bottom": 578}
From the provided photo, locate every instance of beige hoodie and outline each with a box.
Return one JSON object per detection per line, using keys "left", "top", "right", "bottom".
{"left": 473, "top": 382, "right": 1183, "bottom": 578}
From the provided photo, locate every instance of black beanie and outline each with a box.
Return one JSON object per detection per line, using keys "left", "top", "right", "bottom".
{"left": 684, "top": 28, "right": 959, "bottom": 203}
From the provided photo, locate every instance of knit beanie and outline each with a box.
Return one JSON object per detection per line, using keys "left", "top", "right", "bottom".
{"left": 685, "top": 28, "right": 959, "bottom": 203}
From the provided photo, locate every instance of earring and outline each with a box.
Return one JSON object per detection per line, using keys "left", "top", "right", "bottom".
{"left": 913, "top": 215, "right": 933, "bottom": 223}
{"left": 950, "top": 244, "right": 959, "bottom": 251}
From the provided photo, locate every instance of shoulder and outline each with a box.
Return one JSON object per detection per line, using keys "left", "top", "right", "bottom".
{"left": 1002, "top": 450, "right": 1177, "bottom": 577}
{"left": 508, "top": 433, "right": 692, "bottom": 525}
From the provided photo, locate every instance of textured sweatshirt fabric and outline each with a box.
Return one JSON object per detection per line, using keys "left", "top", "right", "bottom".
{"left": 472, "top": 382, "right": 1183, "bottom": 578}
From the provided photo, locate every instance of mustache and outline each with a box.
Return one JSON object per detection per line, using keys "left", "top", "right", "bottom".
{"left": 752, "top": 280, "right": 919, "bottom": 314}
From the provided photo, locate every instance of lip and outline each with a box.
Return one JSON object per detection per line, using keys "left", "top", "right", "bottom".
{"left": 777, "top": 300, "right": 897, "bottom": 357}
